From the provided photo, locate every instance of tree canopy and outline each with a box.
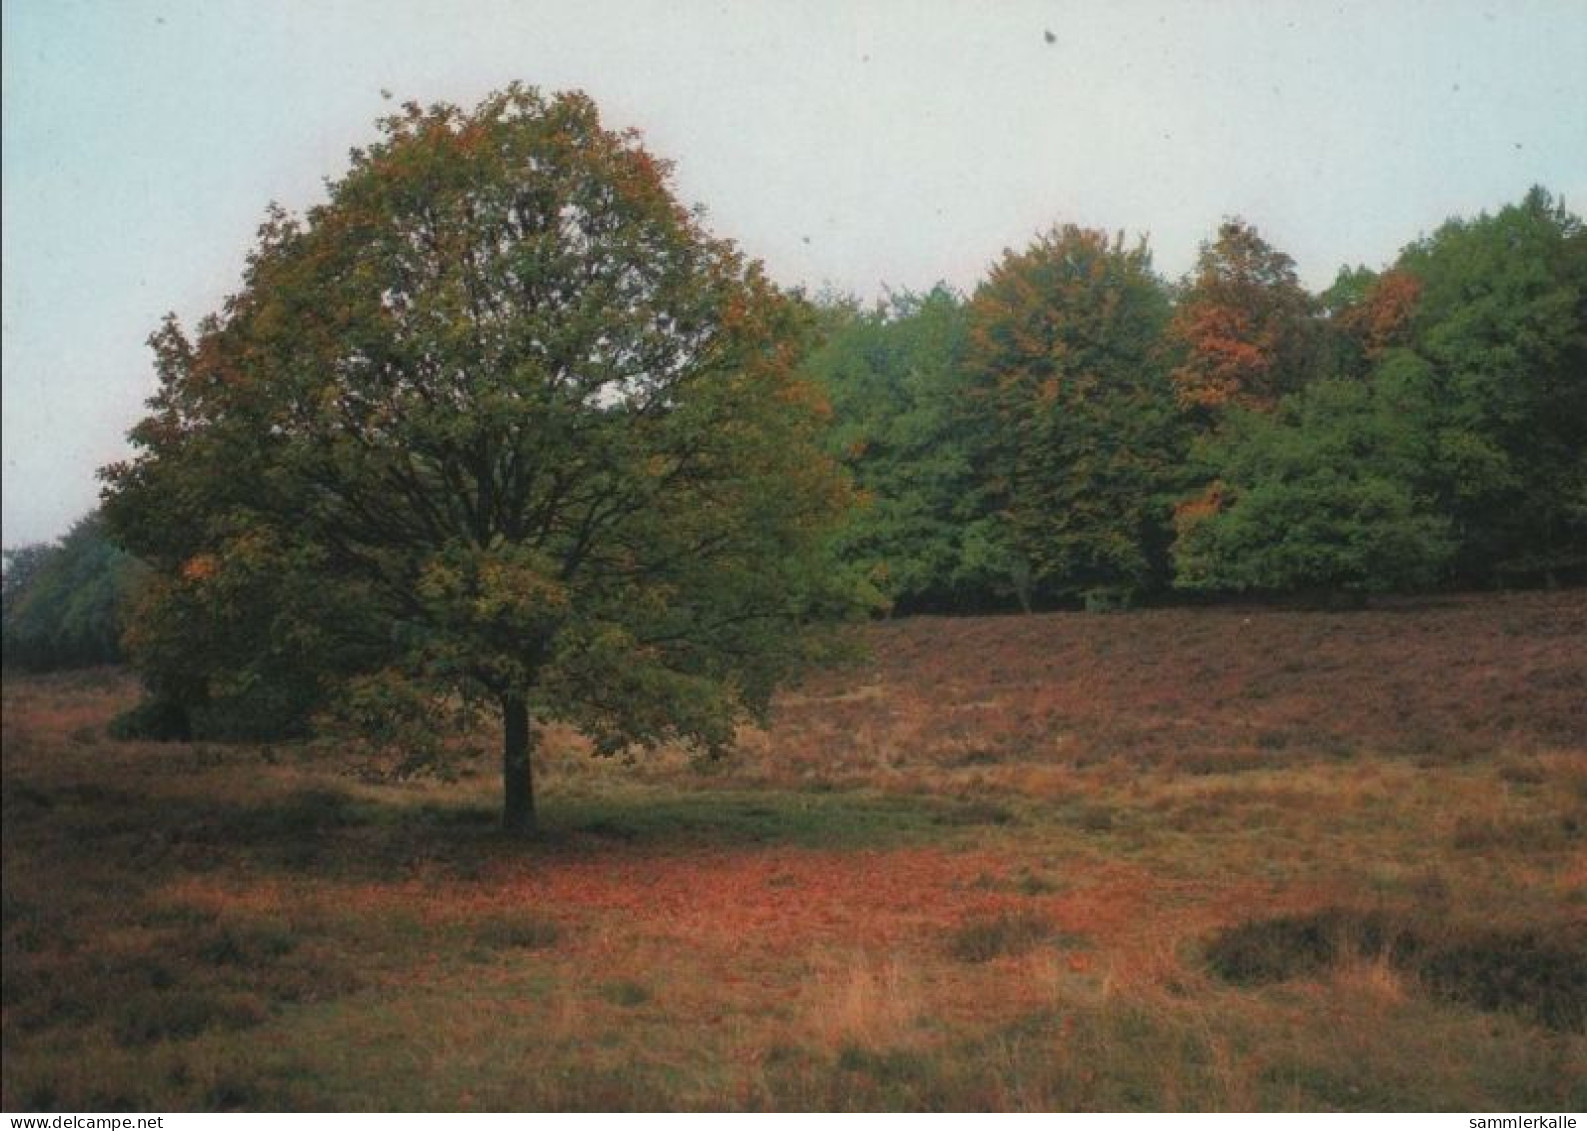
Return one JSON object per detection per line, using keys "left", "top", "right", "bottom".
{"left": 1167, "top": 219, "right": 1320, "bottom": 418}
{"left": 1393, "top": 187, "right": 1587, "bottom": 583}
{"left": 1172, "top": 372, "right": 1455, "bottom": 598}
{"left": 101, "top": 86, "right": 861, "bottom": 833}
{"left": 963, "top": 225, "right": 1183, "bottom": 608}
{"left": 2, "top": 513, "right": 145, "bottom": 671}
{"left": 789, "top": 191, "right": 1581, "bottom": 610}
{"left": 798, "top": 286, "right": 986, "bottom": 612}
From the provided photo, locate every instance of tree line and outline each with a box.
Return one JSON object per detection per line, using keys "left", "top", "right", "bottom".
{"left": 6, "top": 188, "right": 1584, "bottom": 671}
{"left": 2, "top": 513, "right": 146, "bottom": 671}
{"left": 803, "top": 188, "right": 1586, "bottom": 613}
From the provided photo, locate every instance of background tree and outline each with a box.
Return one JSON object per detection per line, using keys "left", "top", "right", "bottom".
{"left": 1338, "top": 269, "right": 1422, "bottom": 363}
{"left": 800, "top": 286, "right": 989, "bottom": 612}
{"left": 1177, "top": 188, "right": 1583, "bottom": 596}
{"left": 1319, "top": 264, "right": 1423, "bottom": 382}
{"left": 1319, "top": 264, "right": 1378, "bottom": 319}
{"left": 962, "top": 225, "right": 1183, "bottom": 608}
{"left": 102, "top": 87, "right": 861, "bottom": 834}
{"left": 2, "top": 513, "right": 146, "bottom": 671}
{"left": 1391, "top": 186, "right": 1587, "bottom": 584}
{"left": 1168, "top": 219, "right": 1320, "bottom": 419}
{"left": 1172, "top": 368, "right": 1455, "bottom": 599}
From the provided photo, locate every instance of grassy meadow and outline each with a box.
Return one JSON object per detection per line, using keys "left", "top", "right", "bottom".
{"left": 2, "top": 591, "right": 1584, "bottom": 1111}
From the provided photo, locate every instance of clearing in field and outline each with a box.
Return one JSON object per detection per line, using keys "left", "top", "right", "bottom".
{"left": 2, "top": 592, "right": 1584, "bottom": 1111}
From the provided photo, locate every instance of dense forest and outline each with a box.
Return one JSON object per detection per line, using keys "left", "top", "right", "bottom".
{"left": 804, "top": 187, "right": 1586, "bottom": 614}
{"left": 4, "top": 186, "right": 1584, "bottom": 675}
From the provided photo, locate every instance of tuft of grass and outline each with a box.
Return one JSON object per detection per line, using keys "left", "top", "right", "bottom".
{"left": 1073, "top": 804, "right": 1117, "bottom": 832}
{"left": 931, "top": 800, "right": 1017, "bottom": 827}
{"left": 240, "top": 788, "right": 361, "bottom": 839}
{"left": 138, "top": 902, "right": 221, "bottom": 930}
{"left": 191, "top": 920, "right": 301, "bottom": 966}
{"left": 832, "top": 1043, "right": 945, "bottom": 1107}
{"left": 1203, "top": 909, "right": 1414, "bottom": 984}
{"left": 969, "top": 868, "right": 1063, "bottom": 896}
{"left": 113, "top": 990, "right": 271, "bottom": 1047}
{"left": 1420, "top": 930, "right": 1587, "bottom": 1033}
{"left": 1453, "top": 813, "right": 1581, "bottom": 852}
{"left": 596, "top": 980, "right": 652, "bottom": 1007}
{"left": 1206, "top": 909, "right": 1587, "bottom": 1034}
{"left": 555, "top": 789, "right": 952, "bottom": 850}
{"left": 1496, "top": 759, "right": 1548, "bottom": 786}
{"left": 947, "top": 911, "right": 1054, "bottom": 963}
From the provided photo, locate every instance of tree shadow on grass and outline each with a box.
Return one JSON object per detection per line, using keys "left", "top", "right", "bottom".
{"left": 5, "top": 770, "right": 997, "bottom": 895}
{"left": 543, "top": 789, "right": 985, "bottom": 853}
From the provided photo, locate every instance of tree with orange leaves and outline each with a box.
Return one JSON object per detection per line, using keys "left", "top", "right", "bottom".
{"left": 1167, "top": 219, "right": 1320, "bottom": 417}
{"left": 1321, "top": 265, "right": 1424, "bottom": 380}
{"left": 1339, "top": 269, "right": 1422, "bottom": 359}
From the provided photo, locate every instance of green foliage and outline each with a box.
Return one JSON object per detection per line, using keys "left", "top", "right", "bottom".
{"left": 1317, "top": 264, "right": 1379, "bottom": 381}
{"left": 1319, "top": 264, "right": 1378, "bottom": 317}
{"left": 107, "top": 695, "right": 193, "bottom": 742}
{"left": 800, "top": 193, "right": 1580, "bottom": 608}
{"left": 109, "top": 531, "right": 371, "bottom": 742}
{"left": 1, "top": 513, "right": 146, "bottom": 671}
{"left": 1174, "top": 186, "right": 1583, "bottom": 597}
{"left": 100, "top": 86, "right": 863, "bottom": 826}
{"left": 799, "top": 286, "right": 987, "bottom": 611}
{"left": 963, "top": 225, "right": 1184, "bottom": 606}
{"left": 1173, "top": 375, "right": 1455, "bottom": 596}
{"left": 472, "top": 915, "right": 562, "bottom": 951}
{"left": 1391, "top": 186, "right": 1587, "bottom": 584}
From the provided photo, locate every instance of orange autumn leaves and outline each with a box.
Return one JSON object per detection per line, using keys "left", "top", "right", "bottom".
{"left": 1167, "top": 223, "right": 1424, "bottom": 415}
{"left": 1167, "top": 219, "right": 1319, "bottom": 414}
{"left": 1337, "top": 269, "right": 1422, "bottom": 359}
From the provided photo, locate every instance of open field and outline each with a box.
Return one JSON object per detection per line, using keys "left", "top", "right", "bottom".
{"left": 3, "top": 591, "right": 1585, "bottom": 1111}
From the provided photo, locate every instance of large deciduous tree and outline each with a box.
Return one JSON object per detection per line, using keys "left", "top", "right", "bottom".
{"left": 963, "top": 225, "right": 1182, "bottom": 608}
{"left": 102, "top": 86, "right": 860, "bottom": 834}
{"left": 1392, "top": 187, "right": 1587, "bottom": 584}
{"left": 1168, "top": 219, "right": 1320, "bottom": 418}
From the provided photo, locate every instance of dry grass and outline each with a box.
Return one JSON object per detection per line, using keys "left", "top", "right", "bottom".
{"left": 3, "top": 591, "right": 1585, "bottom": 1110}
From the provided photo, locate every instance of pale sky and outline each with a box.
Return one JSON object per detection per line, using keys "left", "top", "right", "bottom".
{"left": 4, "top": 0, "right": 1585, "bottom": 546}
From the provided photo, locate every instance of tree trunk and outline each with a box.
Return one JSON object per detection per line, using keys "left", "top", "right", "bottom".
{"left": 1010, "top": 559, "right": 1034, "bottom": 616}
{"left": 501, "top": 695, "right": 537, "bottom": 837}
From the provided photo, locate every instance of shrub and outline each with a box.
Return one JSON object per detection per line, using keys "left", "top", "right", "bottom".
{"left": 1421, "top": 931, "right": 1586, "bottom": 1033}
{"left": 108, "top": 696, "right": 192, "bottom": 741}
{"left": 1204, "top": 909, "right": 1417, "bottom": 984}
{"left": 597, "top": 980, "right": 652, "bottom": 1007}
{"left": 947, "top": 911, "right": 1053, "bottom": 963}
{"left": 1205, "top": 909, "right": 1585, "bottom": 1032}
